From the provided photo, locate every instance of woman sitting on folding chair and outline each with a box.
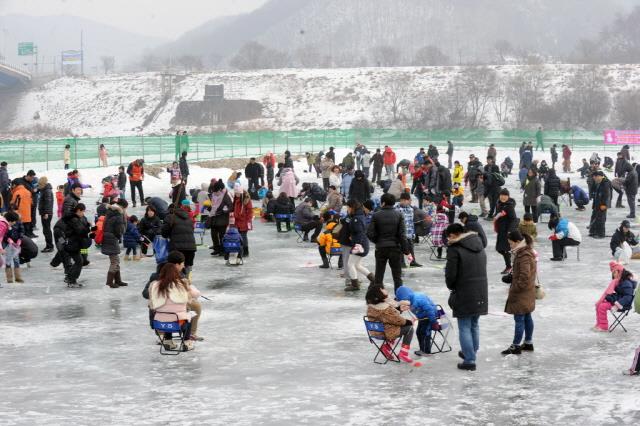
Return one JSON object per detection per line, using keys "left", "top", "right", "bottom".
{"left": 365, "top": 285, "right": 420, "bottom": 366}
{"left": 149, "top": 260, "right": 201, "bottom": 351}
{"left": 593, "top": 263, "right": 636, "bottom": 332}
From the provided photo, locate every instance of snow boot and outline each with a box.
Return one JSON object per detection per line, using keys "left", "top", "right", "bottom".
{"left": 521, "top": 343, "right": 534, "bottom": 352}
{"left": 318, "top": 261, "right": 330, "bottom": 269}
{"left": 398, "top": 344, "right": 422, "bottom": 366}
{"left": 123, "top": 255, "right": 131, "bottom": 261}
{"left": 114, "top": 271, "right": 128, "bottom": 287}
{"left": 105, "top": 272, "right": 119, "bottom": 288}
{"left": 5, "top": 268, "right": 14, "bottom": 283}
{"left": 345, "top": 279, "right": 360, "bottom": 292}
{"left": 13, "top": 269, "right": 24, "bottom": 283}
{"left": 366, "top": 273, "right": 375, "bottom": 286}
{"left": 501, "top": 345, "right": 522, "bottom": 355}
{"left": 133, "top": 255, "right": 142, "bottom": 261}
{"left": 381, "top": 341, "right": 396, "bottom": 360}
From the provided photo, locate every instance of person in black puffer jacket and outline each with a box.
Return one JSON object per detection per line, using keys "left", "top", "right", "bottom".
{"left": 162, "top": 204, "right": 197, "bottom": 273}
{"left": 366, "top": 193, "right": 408, "bottom": 291}
{"left": 207, "top": 179, "right": 234, "bottom": 256}
{"left": 444, "top": 223, "right": 488, "bottom": 371}
{"left": 55, "top": 203, "right": 91, "bottom": 286}
{"left": 348, "top": 170, "right": 372, "bottom": 204}
{"left": 273, "top": 192, "right": 295, "bottom": 232}
{"left": 494, "top": 189, "right": 518, "bottom": 273}
{"left": 543, "top": 169, "right": 561, "bottom": 208}
{"left": 38, "top": 177, "right": 55, "bottom": 252}
{"left": 139, "top": 205, "right": 162, "bottom": 255}
{"left": 101, "top": 201, "right": 128, "bottom": 288}
{"left": 458, "top": 211, "right": 487, "bottom": 248}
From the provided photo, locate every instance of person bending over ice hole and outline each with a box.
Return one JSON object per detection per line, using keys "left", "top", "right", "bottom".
{"left": 365, "top": 285, "right": 422, "bottom": 367}
{"left": 148, "top": 259, "right": 201, "bottom": 351}
{"left": 395, "top": 286, "right": 438, "bottom": 357}
{"left": 500, "top": 231, "right": 537, "bottom": 355}
{"left": 593, "top": 263, "right": 636, "bottom": 332}
{"left": 317, "top": 212, "right": 343, "bottom": 269}
{"left": 547, "top": 214, "right": 581, "bottom": 261}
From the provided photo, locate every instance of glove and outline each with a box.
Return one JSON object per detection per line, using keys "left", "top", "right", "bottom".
{"left": 600, "top": 205, "right": 607, "bottom": 211}
{"left": 501, "top": 273, "right": 513, "bottom": 284}
{"left": 549, "top": 234, "right": 558, "bottom": 241}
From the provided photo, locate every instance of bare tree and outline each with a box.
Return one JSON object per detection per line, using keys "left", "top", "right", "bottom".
{"left": 371, "top": 45, "right": 401, "bottom": 67}
{"left": 493, "top": 40, "right": 513, "bottom": 64}
{"left": 615, "top": 89, "right": 640, "bottom": 128}
{"left": 460, "top": 67, "right": 497, "bottom": 128}
{"left": 380, "top": 75, "right": 413, "bottom": 124}
{"left": 413, "top": 45, "right": 450, "bottom": 66}
{"left": 507, "top": 66, "right": 548, "bottom": 127}
{"left": 100, "top": 56, "right": 115, "bottom": 74}
{"left": 491, "top": 80, "right": 510, "bottom": 123}
{"left": 556, "top": 66, "right": 611, "bottom": 128}
{"left": 230, "top": 42, "right": 289, "bottom": 70}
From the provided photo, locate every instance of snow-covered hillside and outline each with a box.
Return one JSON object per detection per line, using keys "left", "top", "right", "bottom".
{"left": 9, "top": 64, "right": 640, "bottom": 138}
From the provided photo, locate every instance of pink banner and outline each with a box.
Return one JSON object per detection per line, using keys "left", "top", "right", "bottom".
{"left": 604, "top": 130, "right": 640, "bottom": 145}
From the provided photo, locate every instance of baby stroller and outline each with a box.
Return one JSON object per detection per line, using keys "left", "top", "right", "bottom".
{"left": 222, "top": 226, "right": 244, "bottom": 266}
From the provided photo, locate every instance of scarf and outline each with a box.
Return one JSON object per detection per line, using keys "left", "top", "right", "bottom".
{"left": 210, "top": 189, "right": 227, "bottom": 215}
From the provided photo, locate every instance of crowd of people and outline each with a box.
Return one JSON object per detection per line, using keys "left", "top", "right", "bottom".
{"left": 1, "top": 135, "right": 639, "bottom": 373}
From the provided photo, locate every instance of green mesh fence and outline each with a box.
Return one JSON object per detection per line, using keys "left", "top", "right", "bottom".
{"left": 0, "top": 129, "right": 611, "bottom": 172}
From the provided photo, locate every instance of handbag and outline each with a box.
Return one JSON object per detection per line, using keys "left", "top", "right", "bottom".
{"left": 535, "top": 275, "right": 545, "bottom": 300}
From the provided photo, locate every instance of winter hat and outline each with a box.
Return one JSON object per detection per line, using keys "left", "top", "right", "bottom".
{"left": 499, "top": 188, "right": 510, "bottom": 196}
{"left": 621, "top": 220, "right": 631, "bottom": 229}
{"left": 609, "top": 261, "right": 624, "bottom": 274}
{"left": 212, "top": 179, "right": 225, "bottom": 192}
{"left": 181, "top": 199, "right": 191, "bottom": 206}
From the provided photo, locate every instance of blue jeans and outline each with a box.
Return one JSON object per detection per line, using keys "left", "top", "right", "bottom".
{"left": 513, "top": 313, "right": 534, "bottom": 345}
{"left": 457, "top": 315, "right": 480, "bottom": 364}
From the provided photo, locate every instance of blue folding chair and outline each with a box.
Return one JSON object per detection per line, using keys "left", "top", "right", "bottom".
{"left": 363, "top": 316, "right": 400, "bottom": 364}
{"left": 194, "top": 221, "right": 206, "bottom": 246}
{"left": 275, "top": 214, "right": 292, "bottom": 232}
{"left": 294, "top": 223, "right": 305, "bottom": 243}
{"left": 328, "top": 246, "right": 342, "bottom": 269}
{"left": 152, "top": 312, "right": 188, "bottom": 355}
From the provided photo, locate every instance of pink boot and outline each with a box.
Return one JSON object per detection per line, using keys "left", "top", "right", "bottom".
{"left": 381, "top": 341, "right": 396, "bottom": 360}
{"left": 398, "top": 344, "right": 422, "bottom": 367}
{"left": 595, "top": 301, "right": 613, "bottom": 331}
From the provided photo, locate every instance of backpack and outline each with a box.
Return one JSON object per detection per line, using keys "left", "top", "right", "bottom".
{"left": 94, "top": 216, "right": 106, "bottom": 245}
{"left": 492, "top": 172, "right": 506, "bottom": 187}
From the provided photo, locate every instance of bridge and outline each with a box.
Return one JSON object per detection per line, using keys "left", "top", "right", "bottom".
{"left": 0, "top": 61, "right": 31, "bottom": 89}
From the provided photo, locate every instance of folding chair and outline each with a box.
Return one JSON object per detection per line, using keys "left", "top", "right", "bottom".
{"left": 274, "top": 214, "right": 292, "bottom": 232}
{"left": 563, "top": 244, "right": 580, "bottom": 261}
{"left": 425, "top": 234, "right": 446, "bottom": 262}
{"left": 363, "top": 316, "right": 400, "bottom": 364}
{"left": 609, "top": 305, "right": 633, "bottom": 333}
{"left": 294, "top": 223, "right": 305, "bottom": 243}
{"left": 328, "top": 246, "right": 342, "bottom": 269}
{"left": 430, "top": 305, "right": 453, "bottom": 353}
{"left": 194, "top": 222, "right": 206, "bottom": 246}
{"left": 152, "top": 312, "right": 187, "bottom": 355}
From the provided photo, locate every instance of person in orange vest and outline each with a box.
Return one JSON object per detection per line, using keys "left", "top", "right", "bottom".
{"left": 10, "top": 171, "right": 35, "bottom": 237}
{"left": 127, "top": 159, "right": 145, "bottom": 207}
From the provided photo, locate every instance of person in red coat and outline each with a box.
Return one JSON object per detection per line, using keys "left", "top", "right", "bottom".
{"left": 383, "top": 146, "right": 396, "bottom": 178}
{"left": 233, "top": 187, "right": 253, "bottom": 257}
{"left": 562, "top": 145, "right": 572, "bottom": 173}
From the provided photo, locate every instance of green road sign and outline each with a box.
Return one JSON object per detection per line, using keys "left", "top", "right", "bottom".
{"left": 18, "top": 42, "right": 34, "bottom": 56}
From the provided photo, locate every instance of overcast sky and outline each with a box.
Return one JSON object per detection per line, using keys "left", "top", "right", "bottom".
{"left": 0, "top": 0, "right": 268, "bottom": 39}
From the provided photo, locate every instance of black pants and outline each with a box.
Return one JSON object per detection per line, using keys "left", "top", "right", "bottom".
{"left": 248, "top": 178, "right": 260, "bottom": 192}
{"left": 488, "top": 192, "right": 499, "bottom": 217}
{"left": 524, "top": 205, "right": 538, "bottom": 223}
{"left": 319, "top": 246, "right": 343, "bottom": 267}
{"left": 552, "top": 238, "right": 580, "bottom": 258}
{"left": 1, "top": 190, "right": 10, "bottom": 211}
{"left": 628, "top": 191, "right": 637, "bottom": 217}
{"left": 417, "top": 318, "right": 433, "bottom": 353}
{"left": 499, "top": 250, "right": 511, "bottom": 269}
{"left": 322, "top": 178, "right": 330, "bottom": 191}
{"left": 64, "top": 251, "right": 83, "bottom": 281}
{"left": 300, "top": 221, "right": 322, "bottom": 241}
{"left": 130, "top": 181, "right": 144, "bottom": 205}
{"left": 372, "top": 167, "right": 382, "bottom": 184}
{"left": 276, "top": 218, "right": 291, "bottom": 232}
{"left": 212, "top": 225, "right": 226, "bottom": 252}
{"left": 41, "top": 215, "right": 53, "bottom": 248}
{"left": 589, "top": 208, "right": 607, "bottom": 237}
{"left": 374, "top": 247, "right": 403, "bottom": 290}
